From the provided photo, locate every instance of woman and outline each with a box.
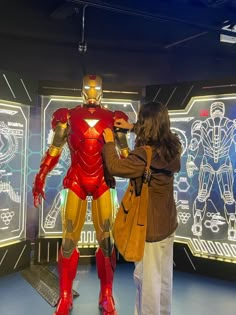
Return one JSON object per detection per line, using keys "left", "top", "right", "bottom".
{"left": 102, "top": 101, "right": 182, "bottom": 315}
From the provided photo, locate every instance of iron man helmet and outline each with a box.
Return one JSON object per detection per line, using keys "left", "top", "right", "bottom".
{"left": 210, "top": 101, "right": 225, "bottom": 117}
{"left": 81, "top": 74, "right": 103, "bottom": 105}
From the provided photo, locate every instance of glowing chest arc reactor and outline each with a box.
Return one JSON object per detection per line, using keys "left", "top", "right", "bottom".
{"left": 84, "top": 119, "right": 99, "bottom": 128}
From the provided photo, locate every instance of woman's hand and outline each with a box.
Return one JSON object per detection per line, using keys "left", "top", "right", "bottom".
{"left": 103, "top": 128, "right": 115, "bottom": 143}
{"left": 114, "top": 118, "right": 134, "bottom": 130}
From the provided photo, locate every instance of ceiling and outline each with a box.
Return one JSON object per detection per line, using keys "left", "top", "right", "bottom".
{"left": 0, "top": 0, "right": 235, "bottom": 89}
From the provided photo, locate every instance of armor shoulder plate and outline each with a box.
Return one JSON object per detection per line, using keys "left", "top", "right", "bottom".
{"left": 191, "top": 120, "right": 202, "bottom": 132}
{"left": 114, "top": 110, "right": 129, "bottom": 121}
{"left": 51, "top": 108, "right": 70, "bottom": 129}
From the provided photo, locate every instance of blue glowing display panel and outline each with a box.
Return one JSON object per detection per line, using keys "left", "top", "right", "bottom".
{"left": 0, "top": 101, "right": 29, "bottom": 245}
{"left": 39, "top": 96, "right": 138, "bottom": 248}
{"left": 171, "top": 95, "right": 236, "bottom": 262}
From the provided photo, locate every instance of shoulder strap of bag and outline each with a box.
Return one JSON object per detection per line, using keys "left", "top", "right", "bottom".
{"left": 142, "top": 146, "right": 152, "bottom": 184}
{"left": 131, "top": 146, "right": 152, "bottom": 195}
{"left": 137, "top": 146, "right": 152, "bottom": 226}
{"left": 143, "top": 146, "right": 152, "bottom": 167}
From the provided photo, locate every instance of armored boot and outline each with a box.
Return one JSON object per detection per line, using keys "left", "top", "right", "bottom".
{"left": 54, "top": 248, "right": 79, "bottom": 315}
{"left": 96, "top": 247, "right": 118, "bottom": 315}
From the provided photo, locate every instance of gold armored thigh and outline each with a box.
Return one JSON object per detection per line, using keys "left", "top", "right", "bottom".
{"left": 61, "top": 189, "right": 87, "bottom": 256}
{"left": 92, "top": 189, "right": 117, "bottom": 255}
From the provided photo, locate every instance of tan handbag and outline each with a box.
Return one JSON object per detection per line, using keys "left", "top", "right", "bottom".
{"left": 112, "top": 146, "right": 152, "bottom": 262}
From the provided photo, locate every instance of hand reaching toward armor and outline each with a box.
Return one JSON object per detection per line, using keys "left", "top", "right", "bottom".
{"left": 114, "top": 118, "right": 134, "bottom": 130}
{"left": 103, "top": 128, "right": 115, "bottom": 143}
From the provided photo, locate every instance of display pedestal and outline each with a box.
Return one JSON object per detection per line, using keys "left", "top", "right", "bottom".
{"left": 0, "top": 240, "right": 31, "bottom": 276}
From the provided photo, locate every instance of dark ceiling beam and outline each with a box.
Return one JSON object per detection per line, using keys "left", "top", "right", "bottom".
{"left": 199, "top": 0, "right": 231, "bottom": 7}
{"left": 67, "top": 0, "right": 236, "bottom": 31}
{"left": 50, "top": 2, "right": 76, "bottom": 19}
{"left": 164, "top": 31, "right": 208, "bottom": 49}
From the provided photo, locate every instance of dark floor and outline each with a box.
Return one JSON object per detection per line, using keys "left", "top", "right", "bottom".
{"left": 0, "top": 263, "right": 236, "bottom": 315}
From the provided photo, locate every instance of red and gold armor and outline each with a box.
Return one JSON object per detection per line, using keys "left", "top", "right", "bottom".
{"left": 32, "top": 75, "right": 129, "bottom": 315}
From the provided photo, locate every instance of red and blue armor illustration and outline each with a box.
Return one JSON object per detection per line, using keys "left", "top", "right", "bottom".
{"left": 32, "top": 75, "right": 129, "bottom": 315}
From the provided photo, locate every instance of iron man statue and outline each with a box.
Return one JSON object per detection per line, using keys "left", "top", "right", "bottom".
{"left": 32, "top": 74, "right": 130, "bottom": 315}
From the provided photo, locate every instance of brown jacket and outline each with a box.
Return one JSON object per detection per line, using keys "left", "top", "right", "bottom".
{"left": 102, "top": 142, "right": 181, "bottom": 242}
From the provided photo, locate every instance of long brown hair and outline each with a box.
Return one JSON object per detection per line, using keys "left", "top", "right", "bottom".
{"left": 134, "top": 101, "right": 181, "bottom": 162}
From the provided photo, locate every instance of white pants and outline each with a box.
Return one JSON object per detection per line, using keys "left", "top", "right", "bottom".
{"left": 133, "top": 235, "right": 174, "bottom": 315}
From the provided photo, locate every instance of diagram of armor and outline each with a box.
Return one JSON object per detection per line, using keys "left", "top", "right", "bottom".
{"left": 0, "top": 104, "right": 28, "bottom": 244}
{"left": 167, "top": 95, "right": 236, "bottom": 261}
{"left": 0, "top": 121, "right": 18, "bottom": 165}
{"left": 186, "top": 101, "right": 236, "bottom": 241}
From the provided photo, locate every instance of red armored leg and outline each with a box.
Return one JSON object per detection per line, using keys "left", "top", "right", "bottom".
{"left": 96, "top": 247, "right": 118, "bottom": 315}
{"left": 54, "top": 248, "right": 79, "bottom": 315}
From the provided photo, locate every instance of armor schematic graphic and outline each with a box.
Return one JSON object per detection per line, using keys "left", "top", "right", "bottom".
{"left": 186, "top": 101, "right": 236, "bottom": 241}
{"left": 32, "top": 75, "right": 130, "bottom": 315}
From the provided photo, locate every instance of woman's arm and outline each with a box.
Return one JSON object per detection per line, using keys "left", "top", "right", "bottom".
{"left": 103, "top": 128, "right": 145, "bottom": 178}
